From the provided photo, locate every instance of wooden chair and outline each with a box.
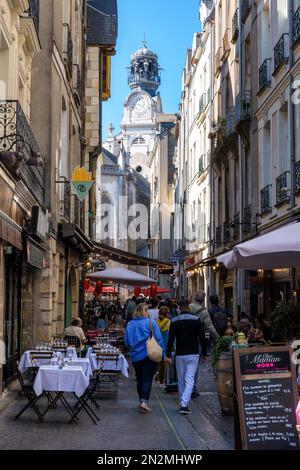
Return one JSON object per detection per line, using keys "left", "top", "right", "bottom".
{"left": 95, "top": 353, "right": 120, "bottom": 399}
{"left": 30, "top": 351, "right": 53, "bottom": 367}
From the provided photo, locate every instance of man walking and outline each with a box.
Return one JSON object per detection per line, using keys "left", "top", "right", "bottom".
{"left": 190, "top": 290, "right": 219, "bottom": 397}
{"left": 165, "top": 299, "right": 208, "bottom": 415}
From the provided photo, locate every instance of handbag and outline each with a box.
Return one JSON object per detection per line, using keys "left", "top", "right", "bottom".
{"left": 146, "top": 319, "right": 163, "bottom": 363}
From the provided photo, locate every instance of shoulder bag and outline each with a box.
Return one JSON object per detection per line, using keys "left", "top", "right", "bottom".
{"left": 146, "top": 319, "right": 163, "bottom": 363}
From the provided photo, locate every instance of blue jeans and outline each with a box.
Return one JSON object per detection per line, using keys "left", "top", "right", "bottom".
{"left": 133, "top": 357, "right": 157, "bottom": 403}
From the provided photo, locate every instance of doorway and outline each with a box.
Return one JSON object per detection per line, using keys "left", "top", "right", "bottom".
{"left": 3, "top": 249, "right": 21, "bottom": 389}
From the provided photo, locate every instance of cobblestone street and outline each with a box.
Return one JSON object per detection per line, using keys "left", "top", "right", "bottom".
{"left": 0, "top": 360, "right": 234, "bottom": 450}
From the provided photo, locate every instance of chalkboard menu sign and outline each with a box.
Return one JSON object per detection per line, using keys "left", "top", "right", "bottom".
{"left": 234, "top": 347, "right": 300, "bottom": 450}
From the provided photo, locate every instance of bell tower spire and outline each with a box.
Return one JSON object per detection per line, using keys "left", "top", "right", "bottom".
{"left": 127, "top": 44, "right": 161, "bottom": 97}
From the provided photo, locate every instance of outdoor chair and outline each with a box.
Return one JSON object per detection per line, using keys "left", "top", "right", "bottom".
{"left": 64, "top": 335, "right": 82, "bottom": 356}
{"left": 30, "top": 351, "right": 53, "bottom": 367}
{"left": 51, "top": 346, "right": 68, "bottom": 356}
{"left": 15, "top": 363, "right": 44, "bottom": 422}
{"left": 96, "top": 353, "right": 120, "bottom": 399}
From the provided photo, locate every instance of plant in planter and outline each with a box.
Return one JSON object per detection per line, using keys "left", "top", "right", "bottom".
{"left": 270, "top": 302, "right": 300, "bottom": 341}
{"left": 211, "top": 335, "right": 234, "bottom": 375}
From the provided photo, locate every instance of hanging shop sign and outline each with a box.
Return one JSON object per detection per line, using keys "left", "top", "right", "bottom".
{"left": 233, "top": 346, "right": 300, "bottom": 450}
{"left": 71, "top": 166, "right": 93, "bottom": 202}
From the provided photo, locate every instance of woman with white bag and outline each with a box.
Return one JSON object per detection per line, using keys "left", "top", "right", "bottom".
{"left": 125, "top": 303, "right": 165, "bottom": 413}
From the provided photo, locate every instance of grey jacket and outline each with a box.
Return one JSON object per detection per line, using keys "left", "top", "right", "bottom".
{"left": 189, "top": 302, "right": 219, "bottom": 341}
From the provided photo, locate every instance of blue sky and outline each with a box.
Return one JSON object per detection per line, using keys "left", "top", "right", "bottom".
{"left": 103, "top": 0, "right": 201, "bottom": 139}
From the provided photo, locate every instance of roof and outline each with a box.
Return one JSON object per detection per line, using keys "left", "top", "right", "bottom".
{"left": 87, "top": 0, "right": 118, "bottom": 47}
{"left": 102, "top": 147, "right": 118, "bottom": 165}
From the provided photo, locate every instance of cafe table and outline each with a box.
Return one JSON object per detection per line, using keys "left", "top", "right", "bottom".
{"left": 86, "top": 347, "right": 129, "bottom": 378}
{"left": 33, "top": 365, "right": 90, "bottom": 422}
{"left": 19, "top": 348, "right": 77, "bottom": 372}
{"left": 50, "top": 357, "right": 92, "bottom": 378}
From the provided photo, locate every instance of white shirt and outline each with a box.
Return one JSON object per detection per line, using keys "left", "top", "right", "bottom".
{"left": 148, "top": 309, "right": 159, "bottom": 321}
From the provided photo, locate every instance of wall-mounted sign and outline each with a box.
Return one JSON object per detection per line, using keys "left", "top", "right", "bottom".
{"left": 233, "top": 347, "right": 300, "bottom": 450}
{"left": 71, "top": 166, "right": 93, "bottom": 202}
{"left": 30, "top": 206, "right": 48, "bottom": 241}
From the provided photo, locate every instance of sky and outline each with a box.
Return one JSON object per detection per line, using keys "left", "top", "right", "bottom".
{"left": 102, "top": 0, "right": 201, "bottom": 139}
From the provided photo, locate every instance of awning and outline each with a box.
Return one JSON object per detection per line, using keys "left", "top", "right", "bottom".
{"left": 59, "top": 224, "right": 94, "bottom": 254}
{"left": 217, "top": 221, "right": 300, "bottom": 269}
{"left": 87, "top": 267, "right": 157, "bottom": 286}
{"left": 93, "top": 242, "right": 173, "bottom": 273}
{"left": 0, "top": 210, "right": 22, "bottom": 250}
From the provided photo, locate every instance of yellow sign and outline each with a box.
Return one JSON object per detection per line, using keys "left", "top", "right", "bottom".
{"left": 71, "top": 166, "right": 93, "bottom": 202}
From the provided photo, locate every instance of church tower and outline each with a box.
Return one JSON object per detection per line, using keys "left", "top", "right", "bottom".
{"left": 120, "top": 43, "right": 162, "bottom": 179}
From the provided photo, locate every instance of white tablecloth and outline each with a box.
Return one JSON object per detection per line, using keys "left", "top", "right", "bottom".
{"left": 33, "top": 365, "right": 89, "bottom": 397}
{"left": 86, "top": 348, "right": 129, "bottom": 378}
{"left": 19, "top": 348, "right": 77, "bottom": 373}
{"left": 50, "top": 357, "right": 92, "bottom": 378}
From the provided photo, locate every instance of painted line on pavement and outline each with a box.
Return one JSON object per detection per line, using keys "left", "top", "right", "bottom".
{"left": 153, "top": 388, "right": 186, "bottom": 450}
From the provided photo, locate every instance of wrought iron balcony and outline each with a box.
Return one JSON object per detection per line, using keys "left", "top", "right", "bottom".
{"left": 60, "top": 181, "right": 71, "bottom": 221}
{"left": 241, "top": 0, "right": 251, "bottom": 23}
{"left": 221, "top": 30, "right": 231, "bottom": 62}
{"left": 235, "top": 91, "right": 251, "bottom": 125}
{"left": 226, "top": 107, "right": 236, "bottom": 137}
{"left": 223, "top": 220, "right": 231, "bottom": 243}
{"left": 232, "top": 9, "right": 239, "bottom": 43}
{"left": 215, "top": 225, "right": 222, "bottom": 244}
{"left": 243, "top": 205, "right": 252, "bottom": 233}
{"left": 259, "top": 58, "right": 271, "bottom": 93}
{"left": 233, "top": 212, "right": 240, "bottom": 237}
{"left": 276, "top": 171, "right": 290, "bottom": 205}
{"left": 293, "top": 7, "right": 300, "bottom": 46}
{"left": 260, "top": 184, "right": 272, "bottom": 214}
{"left": 28, "top": 0, "right": 39, "bottom": 32}
{"left": 295, "top": 161, "right": 300, "bottom": 193}
{"left": 199, "top": 93, "right": 207, "bottom": 114}
{"left": 0, "top": 100, "right": 45, "bottom": 205}
{"left": 63, "top": 24, "right": 73, "bottom": 78}
{"left": 274, "top": 34, "right": 289, "bottom": 74}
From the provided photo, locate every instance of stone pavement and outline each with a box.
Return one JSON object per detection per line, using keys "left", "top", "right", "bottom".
{"left": 0, "top": 360, "right": 234, "bottom": 450}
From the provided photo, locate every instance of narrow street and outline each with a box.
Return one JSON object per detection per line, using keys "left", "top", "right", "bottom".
{"left": 0, "top": 362, "right": 233, "bottom": 451}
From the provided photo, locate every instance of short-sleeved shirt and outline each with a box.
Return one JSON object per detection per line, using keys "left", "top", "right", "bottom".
{"left": 64, "top": 326, "right": 86, "bottom": 343}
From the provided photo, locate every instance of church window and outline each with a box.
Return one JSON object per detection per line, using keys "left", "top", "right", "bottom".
{"left": 132, "top": 137, "right": 146, "bottom": 145}
{"left": 136, "top": 165, "right": 143, "bottom": 173}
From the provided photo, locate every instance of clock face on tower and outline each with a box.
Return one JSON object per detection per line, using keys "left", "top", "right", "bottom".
{"left": 130, "top": 93, "right": 150, "bottom": 117}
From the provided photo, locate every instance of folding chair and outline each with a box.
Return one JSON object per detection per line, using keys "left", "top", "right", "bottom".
{"left": 71, "top": 362, "right": 104, "bottom": 425}
{"left": 65, "top": 335, "right": 82, "bottom": 356}
{"left": 51, "top": 346, "right": 67, "bottom": 357}
{"left": 15, "top": 363, "right": 44, "bottom": 422}
{"left": 30, "top": 351, "right": 53, "bottom": 367}
{"left": 96, "top": 353, "right": 120, "bottom": 399}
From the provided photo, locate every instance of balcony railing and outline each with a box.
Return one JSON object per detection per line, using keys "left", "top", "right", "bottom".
{"left": 259, "top": 58, "right": 271, "bottom": 93}
{"left": 233, "top": 212, "right": 240, "bottom": 237}
{"left": 60, "top": 182, "right": 71, "bottom": 221}
{"left": 293, "top": 7, "right": 300, "bottom": 46}
{"left": 243, "top": 205, "right": 252, "bottom": 233}
{"left": 28, "top": 0, "right": 39, "bottom": 32}
{"left": 241, "top": 0, "right": 252, "bottom": 23}
{"left": 215, "top": 47, "right": 222, "bottom": 76}
{"left": 260, "top": 184, "right": 272, "bottom": 214}
{"left": 235, "top": 90, "right": 251, "bottom": 125}
{"left": 63, "top": 24, "right": 73, "bottom": 78}
{"left": 274, "top": 34, "right": 289, "bottom": 74}
{"left": 226, "top": 107, "right": 236, "bottom": 137}
{"left": 232, "top": 9, "right": 239, "bottom": 43}
{"left": 216, "top": 225, "right": 222, "bottom": 244}
{"left": 0, "top": 100, "right": 45, "bottom": 205}
{"left": 199, "top": 93, "right": 207, "bottom": 114}
{"left": 221, "top": 30, "right": 231, "bottom": 62}
{"left": 295, "top": 161, "right": 300, "bottom": 193}
{"left": 276, "top": 171, "right": 290, "bottom": 205}
{"left": 223, "top": 220, "right": 231, "bottom": 243}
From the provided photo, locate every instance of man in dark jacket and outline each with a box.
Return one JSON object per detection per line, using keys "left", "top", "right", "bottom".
{"left": 165, "top": 299, "right": 208, "bottom": 415}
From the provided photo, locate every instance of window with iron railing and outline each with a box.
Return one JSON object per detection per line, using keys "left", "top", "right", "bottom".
{"left": 243, "top": 205, "right": 252, "bottom": 233}
{"left": 293, "top": 7, "right": 300, "bottom": 46}
{"left": 260, "top": 184, "right": 272, "bottom": 214}
{"left": 215, "top": 225, "right": 222, "bottom": 244}
{"left": 276, "top": 171, "right": 290, "bottom": 205}
{"left": 63, "top": 23, "right": 73, "bottom": 79}
{"left": 235, "top": 91, "right": 251, "bottom": 125}
{"left": 223, "top": 220, "right": 231, "bottom": 243}
{"left": 232, "top": 9, "right": 239, "bottom": 43}
{"left": 241, "top": 0, "right": 252, "bottom": 23}
{"left": 273, "top": 33, "right": 289, "bottom": 74}
{"left": 259, "top": 59, "right": 271, "bottom": 93}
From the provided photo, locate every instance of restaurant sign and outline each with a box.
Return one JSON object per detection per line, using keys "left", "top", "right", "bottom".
{"left": 71, "top": 166, "right": 93, "bottom": 202}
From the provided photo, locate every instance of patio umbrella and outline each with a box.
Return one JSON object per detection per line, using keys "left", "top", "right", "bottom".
{"left": 217, "top": 221, "right": 300, "bottom": 269}
{"left": 87, "top": 267, "right": 157, "bottom": 286}
{"left": 157, "top": 287, "right": 171, "bottom": 294}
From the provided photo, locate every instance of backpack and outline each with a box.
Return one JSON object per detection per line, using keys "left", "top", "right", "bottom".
{"left": 212, "top": 310, "right": 228, "bottom": 336}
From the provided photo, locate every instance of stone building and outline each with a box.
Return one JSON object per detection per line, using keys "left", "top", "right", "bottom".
{"left": 0, "top": 0, "right": 46, "bottom": 390}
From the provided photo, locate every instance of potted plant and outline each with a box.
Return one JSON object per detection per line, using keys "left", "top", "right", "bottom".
{"left": 270, "top": 302, "right": 300, "bottom": 341}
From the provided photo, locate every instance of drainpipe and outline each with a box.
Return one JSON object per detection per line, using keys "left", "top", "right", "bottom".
{"left": 289, "top": 0, "right": 296, "bottom": 211}
{"left": 208, "top": 15, "right": 215, "bottom": 295}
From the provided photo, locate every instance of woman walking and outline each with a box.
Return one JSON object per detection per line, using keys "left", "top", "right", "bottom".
{"left": 156, "top": 306, "right": 171, "bottom": 387}
{"left": 125, "top": 303, "right": 165, "bottom": 413}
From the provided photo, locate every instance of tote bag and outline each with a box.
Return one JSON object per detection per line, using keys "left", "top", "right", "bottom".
{"left": 146, "top": 319, "right": 163, "bottom": 363}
